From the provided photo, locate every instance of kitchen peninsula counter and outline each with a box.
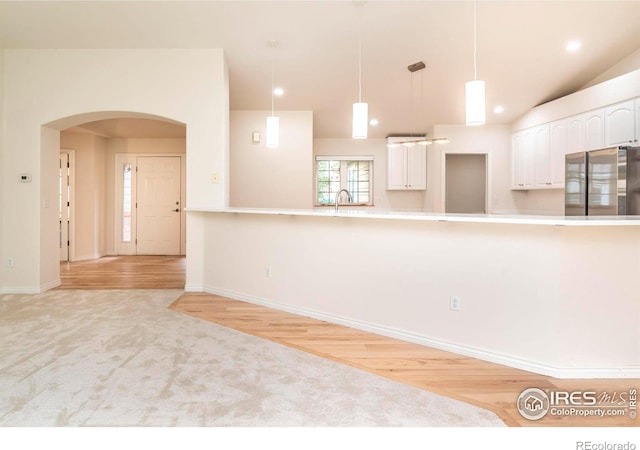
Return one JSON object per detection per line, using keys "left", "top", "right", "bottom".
{"left": 187, "top": 206, "right": 640, "bottom": 226}
{"left": 186, "top": 207, "right": 640, "bottom": 379}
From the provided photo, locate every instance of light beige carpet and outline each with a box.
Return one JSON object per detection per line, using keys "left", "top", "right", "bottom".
{"left": 0, "top": 289, "right": 505, "bottom": 427}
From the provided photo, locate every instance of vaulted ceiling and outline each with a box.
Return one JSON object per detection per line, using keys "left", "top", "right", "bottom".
{"left": 1, "top": 1, "right": 639, "bottom": 139}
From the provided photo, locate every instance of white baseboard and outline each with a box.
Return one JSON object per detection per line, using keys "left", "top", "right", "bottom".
{"left": 184, "top": 284, "right": 204, "bottom": 293}
{"left": 2, "top": 278, "right": 62, "bottom": 294}
{"left": 203, "top": 286, "right": 640, "bottom": 380}
{"left": 1, "top": 287, "right": 42, "bottom": 294}
{"left": 40, "top": 279, "right": 61, "bottom": 293}
{"left": 72, "top": 253, "right": 103, "bottom": 262}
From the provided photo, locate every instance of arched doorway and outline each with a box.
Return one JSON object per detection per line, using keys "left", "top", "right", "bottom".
{"left": 44, "top": 111, "right": 187, "bottom": 288}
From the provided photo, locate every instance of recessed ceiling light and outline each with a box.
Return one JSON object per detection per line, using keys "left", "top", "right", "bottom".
{"left": 565, "top": 40, "right": 582, "bottom": 53}
{"left": 369, "top": 118, "right": 379, "bottom": 126}
{"left": 273, "top": 87, "right": 284, "bottom": 96}
{"left": 493, "top": 105, "right": 505, "bottom": 114}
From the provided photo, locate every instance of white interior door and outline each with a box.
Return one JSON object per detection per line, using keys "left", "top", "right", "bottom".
{"left": 59, "top": 153, "right": 70, "bottom": 261}
{"left": 136, "top": 156, "right": 181, "bottom": 255}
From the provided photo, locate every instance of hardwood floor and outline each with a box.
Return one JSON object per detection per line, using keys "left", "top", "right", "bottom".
{"left": 57, "top": 255, "right": 186, "bottom": 289}
{"left": 170, "top": 293, "right": 639, "bottom": 428}
{"left": 56, "top": 256, "right": 639, "bottom": 427}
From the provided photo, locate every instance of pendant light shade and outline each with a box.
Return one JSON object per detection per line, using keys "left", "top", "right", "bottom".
{"left": 352, "top": 102, "right": 368, "bottom": 139}
{"left": 465, "top": 79, "right": 486, "bottom": 126}
{"left": 266, "top": 115, "right": 279, "bottom": 148}
{"left": 465, "top": 0, "right": 486, "bottom": 126}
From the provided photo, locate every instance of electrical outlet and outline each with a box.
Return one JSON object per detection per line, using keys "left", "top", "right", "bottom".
{"left": 449, "top": 295, "right": 461, "bottom": 311}
{"left": 265, "top": 266, "right": 272, "bottom": 278}
{"left": 7, "top": 258, "right": 14, "bottom": 268}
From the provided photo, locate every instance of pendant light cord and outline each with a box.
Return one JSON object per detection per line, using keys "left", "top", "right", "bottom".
{"left": 473, "top": 0, "right": 478, "bottom": 81}
{"left": 358, "top": 11, "right": 363, "bottom": 103}
{"left": 271, "top": 59, "right": 275, "bottom": 116}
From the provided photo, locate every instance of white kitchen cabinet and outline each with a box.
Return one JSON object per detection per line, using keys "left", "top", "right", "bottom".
{"left": 636, "top": 98, "right": 640, "bottom": 146}
{"left": 511, "top": 129, "right": 534, "bottom": 190}
{"left": 605, "top": 100, "right": 636, "bottom": 147}
{"left": 567, "top": 115, "right": 585, "bottom": 154}
{"left": 387, "top": 145, "right": 426, "bottom": 190}
{"left": 548, "top": 119, "right": 567, "bottom": 187}
{"left": 583, "top": 109, "right": 605, "bottom": 151}
{"left": 512, "top": 97, "right": 639, "bottom": 191}
{"left": 513, "top": 123, "right": 564, "bottom": 190}
{"left": 533, "top": 124, "right": 550, "bottom": 188}
{"left": 567, "top": 109, "right": 605, "bottom": 153}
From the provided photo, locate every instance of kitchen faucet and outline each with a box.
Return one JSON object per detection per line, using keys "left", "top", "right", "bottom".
{"left": 334, "top": 189, "right": 353, "bottom": 212}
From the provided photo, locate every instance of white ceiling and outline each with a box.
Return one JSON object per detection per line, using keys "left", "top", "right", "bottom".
{"left": 1, "top": 0, "right": 640, "bottom": 139}
{"left": 66, "top": 118, "right": 186, "bottom": 139}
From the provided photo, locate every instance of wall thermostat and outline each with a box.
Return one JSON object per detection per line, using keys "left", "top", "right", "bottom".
{"left": 19, "top": 174, "right": 32, "bottom": 183}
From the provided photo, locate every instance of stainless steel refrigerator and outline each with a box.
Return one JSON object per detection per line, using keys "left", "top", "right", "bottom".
{"left": 565, "top": 146, "right": 640, "bottom": 216}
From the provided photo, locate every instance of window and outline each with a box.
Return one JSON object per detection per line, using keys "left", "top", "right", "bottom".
{"left": 316, "top": 156, "right": 373, "bottom": 205}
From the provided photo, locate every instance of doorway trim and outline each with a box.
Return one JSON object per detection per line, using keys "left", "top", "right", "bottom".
{"left": 59, "top": 149, "right": 76, "bottom": 262}
{"left": 440, "top": 151, "right": 491, "bottom": 214}
{"left": 114, "top": 153, "right": 186, "bottom": 256}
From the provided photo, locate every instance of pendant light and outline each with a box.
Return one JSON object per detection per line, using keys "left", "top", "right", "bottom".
{"left": 352, "top": 5, "right": 368, "bottom": 139}
{"left": 465, "top": 0, "right": 486, "bottom": 126}
{"left": 266, "top": 40, "right": 280, "bottom": 148}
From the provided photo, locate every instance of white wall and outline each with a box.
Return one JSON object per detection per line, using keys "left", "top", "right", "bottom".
{"left": 2, "top": 49, "right": 227, "bottom": 292}
{"left": 40, "top": 127, "right": 60, "bottom": 291}
{"left": 60, "top": 132, "right": 108, "bottom": 261}
{"left": 314, "top": 139, "right": 425, "bottom": 212}
{"left": 105, "top": 138, "right": 186, "bottom": 255}
{"left": 197, "top": 211, "right": 640, "bottom": 378}
{"left": 230, "top": 111, "right": 313, "bottom": 209}
{"left": 0, "top": 48, "right": 4, "bottom": 289}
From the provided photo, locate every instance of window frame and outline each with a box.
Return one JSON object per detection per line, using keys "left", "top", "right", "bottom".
{"left": 314, "top": 155, "right": 374, "bottom": 207}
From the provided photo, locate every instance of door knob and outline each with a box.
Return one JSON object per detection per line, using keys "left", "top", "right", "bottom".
{"left": 173, "top": 209, "right": 179, "bottom": 212}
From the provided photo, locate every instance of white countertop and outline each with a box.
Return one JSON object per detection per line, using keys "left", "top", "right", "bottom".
{"left": 186, "top": 206, "right": 640, "bottom": 226}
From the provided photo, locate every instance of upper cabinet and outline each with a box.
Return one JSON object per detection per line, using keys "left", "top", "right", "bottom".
{"left": 605, "top": 100, "right": 637, "bottom": 147}
{"left": 633, "top": 98, "right": 640, "bottom": 145}
{"left": 511, "top": 129, "right": 534, "bottom": 189}
{"left": 636, "top": 98, "right": 640, "bottom": 146}
{"left": 583, "top": 109, "right": 606, "bottom": 151}
{"left": 511, "top": 96, "right": 640, "bottom": 191}
{"left": 513, "top": 122, "right": 565, "bottom": 190}
{"left": 567, "top": 109, "right": 604, "bottom": 154}
{"left": 387, "top": 145, "right": 426, "bottom": 190}
{"left": 533, "top": 124, "right": 551, "bottom": 188}
{"left": 567, "top": 115, "right": 585, "bottom": 154}
{"left": 548, "top": 119, "right": 567, "bottom": 187}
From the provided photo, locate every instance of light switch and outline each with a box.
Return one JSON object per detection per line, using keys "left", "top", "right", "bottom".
{"left": 252, "top": 131, "right": 261, "bottom": 143}
{"left": 211, "top": 173, "right": 219, "bottom": 184}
